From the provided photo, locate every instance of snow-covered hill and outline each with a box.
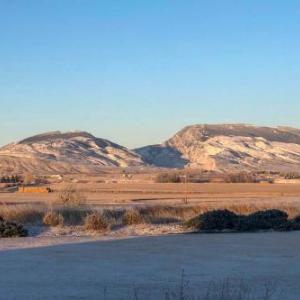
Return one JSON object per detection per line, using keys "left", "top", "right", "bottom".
{"left": 0, "top": 131, "right": 143, "bottom": 174}
{"left": 2, "top": 125, "right": 300, "bottom": 174}
{"left": 135, "top": 124, "right": 300, "bottom": 172}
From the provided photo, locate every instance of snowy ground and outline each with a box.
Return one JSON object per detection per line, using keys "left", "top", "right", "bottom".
{"left": 1, "top": 232, "right": 300, "bottom": 299}
{"left": 0, "top": 223, "right": 185, "bottom": 251}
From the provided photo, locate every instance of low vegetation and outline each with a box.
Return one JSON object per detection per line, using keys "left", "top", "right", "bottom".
{"left": 185, "top": 209, "right": 238, "bottom": 231}
{"left": 84, "top": 212, "right": 110, "bottom": 232}
{"left": 185, "top": 209, "right": 300, "bottom": 232}
{"left": 155, "top": 172, "right": 181, "bottom": 183}
{"left": 43, "top": 211, "right": 64, "bottom": 227}
{"left": 0, "top": 204, "right": 44, "bottom": 225}
{"left": 122, "top": 209, "right": 144, "bottom": 225}
{"left": 0, "top": 216, "right": 28, "bottom": 237}
{"left": 59, "top": 207, "right": 91, "bottom": 226}
{"left": 238, "top": 209, "right": 289, "bottom": 231}
{"left": 224, "top": 172, "right": 259, "bottom": 183}
{"left": 155, "top": 170, "right": 277, "bottom": 184}
{"left": 3, "top": 199, "right": 300, "bottom": 237}
{"left": 291, "top": 215, "right": 300, "bottom": 230}
{"left": 155, "top": 171, "right": 211, "bottom": 183}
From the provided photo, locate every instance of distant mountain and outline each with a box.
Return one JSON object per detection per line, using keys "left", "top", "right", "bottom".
{"left": 0, "top": 131, "right": 143, "bottom": 174}
{"left": 2, "top": 125, "right": 300, "bottom": 174}
{"left": 135, "top": 124, "right": 300, "bottom": 172}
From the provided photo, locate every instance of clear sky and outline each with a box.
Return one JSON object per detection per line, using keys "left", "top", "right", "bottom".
{"left": 1, "top": 1, "right": 300, "bottom": 148}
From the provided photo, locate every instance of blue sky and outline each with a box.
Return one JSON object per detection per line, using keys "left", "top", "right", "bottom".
{"left": 1, "top": 1, "right": 300, "bottom": 148}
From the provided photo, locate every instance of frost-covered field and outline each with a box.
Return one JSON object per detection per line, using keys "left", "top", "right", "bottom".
{"left": 1, "top": 232, "right": 300, "bottom": 299}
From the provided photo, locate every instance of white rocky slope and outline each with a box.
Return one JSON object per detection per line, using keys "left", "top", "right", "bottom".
{"left": 135, "top": 124, "right": 300, "bottom": 172}
{"left": 0, "top": 131, "right": 143, "bottom": 174}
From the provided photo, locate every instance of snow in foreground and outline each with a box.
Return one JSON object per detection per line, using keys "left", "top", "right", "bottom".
{"left": 1, "top": 232, "right": 300, "bottom": 299}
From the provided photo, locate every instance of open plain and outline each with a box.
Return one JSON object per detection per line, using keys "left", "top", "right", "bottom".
{"left": 2, "top": 182, "right": 300, "bottom": 207}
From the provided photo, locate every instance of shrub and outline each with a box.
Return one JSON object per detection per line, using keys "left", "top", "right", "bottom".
{"left": 0, "top": 204, "right": 44, "bottom": 225}
{"left": 155, "top": 172, "right": 181, "bottom": 183}
{"left": 43, "top": 211, "right": 64, "bottom": 227}
{"left": 101, "top": 209, "right": 120, "bottom": 223}
{"left": 84, "top": 212, "right": 109, "bottom": 232}
{"left": 0, "top": 216, "right": 28, "bottom": 237}
{"left": 122, "top": 209, "right": 143, "bottom": 225}
{"left": 58, "top": 207, "right": 91, "bottom": 226}
{"left": 290, "top": 215, "right": 300, "bottom": 230}
{"left": 185, "top": 209, "right": 290, "bottom": 232}
{"left": 238, "top": 209, "right": 289, "bottom": 231}
{"left": 185, "top": 210, "right": 239, "bottom": 231}
{"left": 139, "top": 206, "right": 183, "bottom": 224}
{"left": 225, "top": 172, "right": 258, "bottom": 183}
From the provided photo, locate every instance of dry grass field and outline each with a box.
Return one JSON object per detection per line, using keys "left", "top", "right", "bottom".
{"left": 2, "top": 180, "right": 300, "bottom": 229}
{"left": 1, "top": 182, "right": 300, "bottom": 207}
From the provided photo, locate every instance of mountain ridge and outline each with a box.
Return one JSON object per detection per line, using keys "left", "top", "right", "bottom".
{"left": 0, "top": 131, "right": 143, "bottom": 174}
{"left": 2, "top": 124, "right": 300, "bottom": 174}
{"left": 135, "top": 124, "right": 300, "bottom": 172}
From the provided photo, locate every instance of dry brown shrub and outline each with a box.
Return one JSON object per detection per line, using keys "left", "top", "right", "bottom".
{"left": 225, "top": 172, "right": 259, "bottom": 183}
{"left": 122, "top": 209, "right": 144, "bottom": 225}
{"left": 155, "top": 172, "right": 181, "bottom": 183}
{"left": 84, "top": 212, "right": 109, "bottom": 232}
{"left": 139, "top": 205, "right": 203, "bottom": 223}
{"left": 58, "top": 207, "right": 91, "bottom": 226}
{"left": 43, "top": 211, "right": 64, "bottom": 227}
{"left": 0, "top": 204, "right": 44, "bottom": 224}
{"left": 101, "top": 209, "right": 121, "bottom": 224}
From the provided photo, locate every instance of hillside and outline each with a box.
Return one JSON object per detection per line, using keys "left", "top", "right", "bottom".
{"left": 135, "top": 124, "right": 300, "bottom": 172}
{"left": 2, "top": 125, "right": 300, "bottom": 174}
{"left": 0, "top": 131, "right": 143, "bottom": 174}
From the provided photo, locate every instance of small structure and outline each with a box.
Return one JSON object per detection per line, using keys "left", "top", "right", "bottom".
{"left": 18, "top": 186, "right": 52, "bottom": 193}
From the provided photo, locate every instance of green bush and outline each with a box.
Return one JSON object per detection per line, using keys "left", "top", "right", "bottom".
{"left": 0, "top": 216, "right": 28, "bottom": 237}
